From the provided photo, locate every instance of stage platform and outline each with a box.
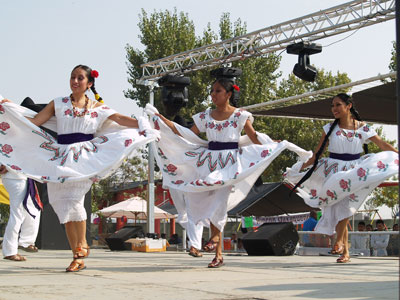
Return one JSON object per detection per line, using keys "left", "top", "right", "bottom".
{"left": 0, "top": 249, "right": 397, "bottom": 299}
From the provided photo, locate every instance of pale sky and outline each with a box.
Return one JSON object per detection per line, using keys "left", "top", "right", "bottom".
{"left": 0, "top": 0, "right": 397, "bottom": 218}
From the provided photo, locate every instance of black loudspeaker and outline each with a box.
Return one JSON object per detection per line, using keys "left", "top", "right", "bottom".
{"left": 105, "top": 225, "right": 145, "bottom": 251}
{"left": 242, "top": 222, "right": 299, "bottom": 256}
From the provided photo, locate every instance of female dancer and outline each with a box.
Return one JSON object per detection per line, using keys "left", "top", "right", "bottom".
{"left": 146, "top": 78, "right": 311, "bottom": 267}
{"left": 285, "top": 93, "right": 398, "bottom": 263}
{"left": 0, "top": 65, "right": 158, "bottom": 271}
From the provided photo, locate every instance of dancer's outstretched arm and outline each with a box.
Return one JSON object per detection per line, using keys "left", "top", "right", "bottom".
{"left": 156, "top": 113, "right": 200, "bottom": 136}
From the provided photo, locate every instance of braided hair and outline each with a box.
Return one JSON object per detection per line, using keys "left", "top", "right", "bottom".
{"left": 213, "top": 78, "right": 240, "bottom": 107}
{"left": 72, "top": 65, "right": 104, "bottom": 103}
{"left": 291, "top": 93, "right": 367, "bottom": 193}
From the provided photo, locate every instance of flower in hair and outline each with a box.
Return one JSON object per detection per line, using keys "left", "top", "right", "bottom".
{"left": 232, "top": 84, "right": 240, "bottom": 91}
{"left": 91, "top": 70, "right": 99, "bottom": 78}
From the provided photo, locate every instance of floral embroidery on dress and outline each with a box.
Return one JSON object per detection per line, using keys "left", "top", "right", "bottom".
{"left": 64, "top": 109, "right": 73, "bottom": 116}
{"left": 101, "top": 106, "right": 110, "bottom": 110}
{"left": 362, "top": 125, "right": 370, "bottom": 132}
{"left": 157, "top": 147, "right": 168, "bottom": 160}
{"left": 91, "top": 112, "right": 98, "bottom": 118}
{"left": 395, "top": 159, "right": 399, "bottom": 166}
{"left": 0, "top": 105, "right": 5, "bottom": 114}
{"left": 199, "top": 112, "right": 206, "bottom": 120}
{"left": 349, "top": 193, "right": 359, "bottom": 202}
{"left": 125, "top": 139, "right": 132, "bottom": 147}
{"left": 309, "top": 189, "right": 318, "bottom": 200}
{"left": 261, "top": 149, "right": 272, "bottom": 158}
{"left": 164, "top": 164, "right": 177, "bottom": 176}
{"left": 357, "top": 167, "right": 369, "bottom": 181}
{"left": 315, "top": 159, "right": 338, "bottom": 177}
{"left": 10, "top": 165, "right": 21, "bottom": 171}
{"left": 172, "top": 179, "right": 184, "bottom": 185}
{"left": 0, "top": 122, "right": 10, "bottom": 134}
{"left": 377, "top": 161, "right": 388, "bottom": 172}
{"left": 326, "top": 189, "right": 337, "bottom": 200}
{"left": 339, "top": 179, "right": 351, "bottom": 192}
{"left": 0, "top": 144, "right": 13, "bottom": 157}
{"left": 62, "top": 97, "right": 69, "bottom": 103}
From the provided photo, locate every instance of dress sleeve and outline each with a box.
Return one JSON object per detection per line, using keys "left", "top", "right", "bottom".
{"left": 97, "top": 105, "right": 117, "bottom": 126}
{"left": 360, "top": 124, "right": 377, "bottom": 143}
{"left": 192, "top": 111, "right": 207, "bottom": 133}
{"left": 323, "top": 123, "right": 335, "bottom": 135}
{"left": 237, "top": 110, "right": 254, "bottom": 130}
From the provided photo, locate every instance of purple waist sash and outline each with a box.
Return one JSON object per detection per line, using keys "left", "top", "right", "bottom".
{"left": 23, "top": 178, "right": 43, "bottom": 218}
{"left": 329, "top": 152, "right": 361, "bottom": 161}
{"left": 208, "top": 141, "right": 239, "bottom": 150}
{"left": 57, "top": 133, "right": 94, "bottom": 145}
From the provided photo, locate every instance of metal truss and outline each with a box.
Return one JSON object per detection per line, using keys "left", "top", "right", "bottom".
{"left": 139, "top": 0, "right": 395, "bottom": 81}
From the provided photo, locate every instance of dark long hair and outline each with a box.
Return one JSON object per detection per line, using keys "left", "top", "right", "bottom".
{"left": 72, "top": 65, "right": 103, "bottom": 102}
{"left": 291, "top": 93, "right": 368, "bottom": 193}
{"left": 213, "top": 78, "right": 239, "bottom": 107}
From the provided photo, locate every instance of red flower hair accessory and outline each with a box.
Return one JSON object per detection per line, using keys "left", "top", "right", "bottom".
{"left": 232, "top": 84, "right": 240, "bottom": 91}
{"left": 91, "top": 70, "right": 99, "bottom": 78}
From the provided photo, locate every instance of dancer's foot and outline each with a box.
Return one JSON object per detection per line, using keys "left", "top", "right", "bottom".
{"left": 189, "top": 246, "right": 203, "bottom": 257}
{"left": 3, "top": 254, "right": 26, "bottom": 261}
{"left": 208, "top": 256, "right": 224, "bottom": 268}
{"left": 66, "top": 259, "right": 86, "bottom": 272}
{"left": 74, "top": 246, "right": 90, "bottom": 259}
{"left": 203, "top": 239, "right": 218, "bottom": 253}
{"left": 19, "top": 245, "right": 38, "bottom": 252}
{"left": 336, "top": 255, "right": 350, "bottom": 263}
{"left": 329, "top": 243, "right": 344, "bottom": 255}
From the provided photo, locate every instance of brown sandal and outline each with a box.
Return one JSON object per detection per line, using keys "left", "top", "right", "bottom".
{"left": 3, "top": 254, "right": 26, "bottom": 261}
{"left": 203, "top": 239, "right": 218, "bottom": 252}
{"left": 208, "top": 257, "right": 224, "bottom": 268}
{"left": 19, "top": 245, "right": 38, "bottom": 252}
{"left": 329, "top": 244, "right": 344, "bottom": 255}
{"left": 189, "top": 246, "right": 203, "bottom": 257}
{"left": 66, "top": 259, "right": 86, "bottom": 272}
{"left": 336, "top": 255, "right": 350, "bottom": 263}
{"left": 74, "top": 246, "right": 90, "bottom": 259}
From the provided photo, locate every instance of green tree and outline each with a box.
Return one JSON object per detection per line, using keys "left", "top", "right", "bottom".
{"left": 365, "top": 181, "right": 399, "bottom": 222}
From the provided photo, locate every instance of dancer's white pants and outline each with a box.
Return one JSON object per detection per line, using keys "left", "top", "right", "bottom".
{"left": 2, "top": 178, "right": 41, "bottom": 257}
{"left": 187, "top": 218, "right": 203, "bottom": 250}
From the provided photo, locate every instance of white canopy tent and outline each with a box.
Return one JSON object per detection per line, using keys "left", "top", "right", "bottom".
{"left": 99, "top": 196, "right": 176, "bottom": 221}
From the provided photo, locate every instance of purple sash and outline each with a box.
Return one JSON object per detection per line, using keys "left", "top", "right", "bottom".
{"left": 208, "top": 141, "right": 239, "bottom": 150}
{"left": 329, "top": 152, "right": 361, "bottom": 161}
{"left": 23, "top": 178, "right": 43, "bottom": 218}
{"left": 57, "top": 133, "right": 94, "bottom": 145}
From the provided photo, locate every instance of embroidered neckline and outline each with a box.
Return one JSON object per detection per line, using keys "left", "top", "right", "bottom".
{"left": 208, "top": 108, "right": 239, "bottom": 122}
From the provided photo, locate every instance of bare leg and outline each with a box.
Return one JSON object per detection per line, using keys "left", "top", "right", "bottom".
{"left": 215, "top": 230, "right": 223, "bottom": 259}
{"left": 333, "top": 218, "right": 348, "bottom": 252}
{"left": 65, "top": 222, "right": 78, "bottom": 255}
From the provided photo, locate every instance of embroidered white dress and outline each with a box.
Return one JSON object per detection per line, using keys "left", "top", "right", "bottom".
{"left": 0, "top": 97, "right": 158, "bottom": 223}
{"left": 146, "top": 104, "right": 311, "bottom": 231}
{"left": 285, "top": 123, "right": 398, "bottom": 235}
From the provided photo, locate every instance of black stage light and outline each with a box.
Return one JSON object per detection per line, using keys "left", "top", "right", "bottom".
{"left": 286, "top": 41, "right": 322, "bottom": 82}
{"left": 210, "top": 67, "right": 242, "bottom": 104}
{"left": 158, "top": 75, "right": 190, "bottom": 119}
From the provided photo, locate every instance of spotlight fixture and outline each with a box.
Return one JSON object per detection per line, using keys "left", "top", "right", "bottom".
{"left": 210, "top": 67, "right": 242, "bottom": 104}
{"left": 286, "top": 41, "right": 322, "bottom": 82}
{"left": 158, "top": 75, "right": 190, "bottom": 125}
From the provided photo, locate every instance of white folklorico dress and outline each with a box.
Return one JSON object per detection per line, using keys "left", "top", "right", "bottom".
{"left": 0, "top": 96, "right": 158, "bottom": 223}
{"left": 285, "top": 122, "right": 398, "bottom": 235}
{"left": 145, "top": 104, "right": 312, "bottom": 231}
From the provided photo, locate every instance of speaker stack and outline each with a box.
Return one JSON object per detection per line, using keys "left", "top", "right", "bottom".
{"left": 242, "top": 222, "right": 299, "bottom": 256}
{"left": 105, "top": 225, "right": 145, "bottom": 251}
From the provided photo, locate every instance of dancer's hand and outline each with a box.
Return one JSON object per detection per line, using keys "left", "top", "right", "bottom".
{"left": 0, "top": 99, "right": 12, "bottom": 104}
{"left": 0, "top": 165, "right": 8, "bottom": 174}
{"left": 155, "top": 113, "right": 180, "bottom": 135}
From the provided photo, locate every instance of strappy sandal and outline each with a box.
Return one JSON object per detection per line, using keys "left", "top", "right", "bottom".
{"left": 329, "top": 244, "right": 344, "bottom": 255}
{"left": 189, "top": 246, "right": 203, "bottom": 257}
{"left": 19, "top": 245, "right": 38, "bottom": 252}
{"left": 74, "top": 246, "right": 90, "bottom": 259}
{"left": 203, "top": 239, "right": 218, "bottom": 252}
{"left": 66, "top": 259, "right": 86, "bottom": 272}
{"left": 336, "top": 255, "right": 350, "bottom": 263}
{"left": 208, "top": 257, "right": 224, "bottom": 268}
{"left": 3, "top": 254, "right": 26, "bottom": 261}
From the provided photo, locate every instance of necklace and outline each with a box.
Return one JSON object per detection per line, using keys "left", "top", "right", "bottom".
{"left": 340, "top": 119, "right": 356, "bottom": 142}
{"left": 70, "top": 94, "right": 89, "bottom": 117}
